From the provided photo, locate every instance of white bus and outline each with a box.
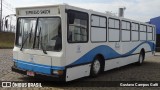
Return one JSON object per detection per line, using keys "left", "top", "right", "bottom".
{"left": 12, "top": 4, "right": 156, "bottom": 81}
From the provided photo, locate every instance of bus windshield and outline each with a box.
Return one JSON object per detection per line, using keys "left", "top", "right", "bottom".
{"left": 16, "top": 17, "right": 62, "bottom": 52}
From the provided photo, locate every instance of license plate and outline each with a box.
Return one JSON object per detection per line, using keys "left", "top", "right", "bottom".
{"left": 27, "top": 71, "right": 35, "bottom": 76}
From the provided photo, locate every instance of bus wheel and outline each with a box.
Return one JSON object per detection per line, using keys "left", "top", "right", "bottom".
{"left": 90, "top": 57, "right": 101, "bottom": 77}
{"left": 136, "top": 51, "right": 144, "bottom": 65}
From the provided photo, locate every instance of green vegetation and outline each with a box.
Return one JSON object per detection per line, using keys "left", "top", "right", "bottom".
{"left": 0, "top": 32, "right": 15, "bottom": 49}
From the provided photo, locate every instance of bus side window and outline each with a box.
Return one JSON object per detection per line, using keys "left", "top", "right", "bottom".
{"left": 131, "top": 22, "right": 139, "bottom": 41}
{"left": 91, "top": 15, "right": 107, "bottom": 42}
{"left": 147, "top": 26, "right": 153, "bottom": 41}
{"left": 140, "top": 24, "right": 147, "bottom": 41}
{"left": 108, "top": 18, "right": 120, "bottom": 42}
{"left": 67, "top": 10, "right": 88, "bottom": 43}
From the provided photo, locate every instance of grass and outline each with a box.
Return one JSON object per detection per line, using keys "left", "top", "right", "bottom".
{"left": 0, "top": 32, "right": 15, "bottom": 48}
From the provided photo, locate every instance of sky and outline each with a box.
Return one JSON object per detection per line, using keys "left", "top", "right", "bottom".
{"left": 4, "top": 0, "right": 160, "bottom": 22}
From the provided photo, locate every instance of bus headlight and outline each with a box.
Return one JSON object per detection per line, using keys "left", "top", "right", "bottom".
{"left": 52, "top": 70, "right": 63, "bottom": 75}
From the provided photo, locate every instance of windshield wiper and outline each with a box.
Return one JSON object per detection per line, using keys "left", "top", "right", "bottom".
{"left": 37, "top": 27, "right": 41, "bottom": 48}
{"left": 20, "top": 26, "right": 33, "bottom": 51}
{"left": 29, "top": 25, "right": 33, "bottom": 43}
{"left": 39, "top": 27, "right": 47, "bottom": 54}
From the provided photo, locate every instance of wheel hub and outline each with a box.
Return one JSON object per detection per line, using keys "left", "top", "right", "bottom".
{"left": 93, "top": 60, "right": 100, "bottom": 74}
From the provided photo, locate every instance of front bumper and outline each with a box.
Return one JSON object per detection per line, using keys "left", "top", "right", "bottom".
{"left": 11, "top": 66, "right": 65, "bottom": 81}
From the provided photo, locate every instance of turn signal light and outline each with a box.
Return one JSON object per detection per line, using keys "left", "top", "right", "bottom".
{"left": 52, "top": 70, "right": 63, "bottom": 75}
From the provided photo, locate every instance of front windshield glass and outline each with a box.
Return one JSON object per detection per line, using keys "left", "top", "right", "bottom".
{"left": 16, "top": 18, "right": 37, "bottom": 49}
{"left": 16, "top": 17, "right": 62, "bottom": 52}
{"left": 35, "top": 17, "right": 61, "bottom": 51}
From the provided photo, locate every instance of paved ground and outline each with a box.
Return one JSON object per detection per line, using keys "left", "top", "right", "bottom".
{"left": 0, "top": 49, "right": 160, "bottom": 90}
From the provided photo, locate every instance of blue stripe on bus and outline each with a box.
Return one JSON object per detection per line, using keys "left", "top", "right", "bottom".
{"left": 14, "top": 59, "right": 65, "bottom": 75}
{"left": 68, "top": 41, "right": 155, "bottom": 66}
{"left": 13, "top": 41, "right": 155, "bottom": 74}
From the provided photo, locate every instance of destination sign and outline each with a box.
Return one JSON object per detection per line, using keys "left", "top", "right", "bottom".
{"left": 26, "top": 10, "right": 50, "bottom": 15}
{"left": 17, "top": 6, "right": 59, "bottom": 16}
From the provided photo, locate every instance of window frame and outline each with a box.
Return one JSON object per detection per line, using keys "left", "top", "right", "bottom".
{"left": 90, "top": 14, "right": 107, "bottom": 43}
{"left": 147, "top": 26, "right": 153, "bottom": 41}
{"left": 15, "top": 17, "right": 38, "bottom": 47}
{"left": 67, "top": 10, "right": 89, "bottom": 43}
{"left": 34, "top": 17, "right": 62, "bottom": 51}
{"left": 108, "top": 18, "right": 120, "bottom": 42}
{"left": 139, "top": 24, "right": 147, "bottom": 41}
{"left": 15, "top": 16, "right": 62, "bottom": 51}
{"left": 121, "top": 20, "right": 131, "bottom": 42}
{"left": 131, "top": 22, "right": 139, "bottom": 42}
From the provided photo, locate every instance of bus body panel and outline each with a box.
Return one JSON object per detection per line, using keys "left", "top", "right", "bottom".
{"left": 66, "top": 64, "right": 91, "bottom": 81}
{"left": 12, "top": 4, "right": 156, "bottom": 81}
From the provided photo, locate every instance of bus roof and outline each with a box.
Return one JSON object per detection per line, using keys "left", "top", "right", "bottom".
{"left": 16, "top": 4, "right": 155, "bottom": 27}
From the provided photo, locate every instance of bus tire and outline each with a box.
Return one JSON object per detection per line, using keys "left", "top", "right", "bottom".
{"left": 136, "top": 51, "right": 145, "bottom": 65}
{"left": 90, "top": 56, "right": 101, "bottom": 77}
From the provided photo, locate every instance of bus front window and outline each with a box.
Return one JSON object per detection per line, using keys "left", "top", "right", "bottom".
{"left": 16, "top": 18, "right": 37, "bottom": 49}
{"left": 16, "top": 17, "right": 62, "bottom": 52}
{"left": 35, "top": 17, "right": 62, "bottom": 51}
